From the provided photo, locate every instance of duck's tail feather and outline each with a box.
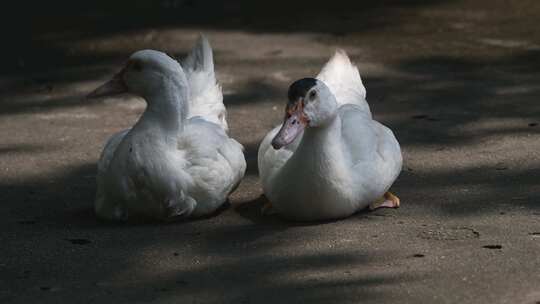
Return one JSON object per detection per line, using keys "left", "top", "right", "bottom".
{"left": 316, "top": 49, "right": 370, "bottom": 113}
{"left": 181, "top": 34, "right": 228, "bottom": 131}
{"left": 181, "top": 34, "right": 214, "bottom": 76}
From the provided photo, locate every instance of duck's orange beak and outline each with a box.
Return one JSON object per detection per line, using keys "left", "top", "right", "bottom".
{"left": 87, "top": 69, "right": 127, "bottom": 99}
{"left": 271, "top": 100, "right": 309, "bottom": 150}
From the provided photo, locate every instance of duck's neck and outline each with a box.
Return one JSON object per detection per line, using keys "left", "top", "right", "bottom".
{"left": 135, "top": 76, "right": 189, "bottom": 145}
{"left": 293, "top": 114, "right": 343, "bottom": 168}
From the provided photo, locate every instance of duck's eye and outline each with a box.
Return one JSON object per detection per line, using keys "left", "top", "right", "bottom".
{"left": 132, "top": 61, "right": 143, "bottom": 72}
{"left": 308, "top": 90, "right": 317, "bottom": 101}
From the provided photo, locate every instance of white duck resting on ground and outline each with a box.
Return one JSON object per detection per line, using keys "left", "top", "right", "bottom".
{"left": 258, "top": 50, "right": 402, "bottom": 221}
{"left": 88, "top": 36, "right": 246, "bottom": 221}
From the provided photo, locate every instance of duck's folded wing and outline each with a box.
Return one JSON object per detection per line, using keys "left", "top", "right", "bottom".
{"left": 179, "top": 118, "right": 246, "bottom": 200}
{"left": 339, "top": 104, "right": 402, "bottom": 174}
{"left": 316, "top": 50, "right": 371, "bottom": 115}
{"left": 181, "top": 35, "right": 227, "bottom": 131}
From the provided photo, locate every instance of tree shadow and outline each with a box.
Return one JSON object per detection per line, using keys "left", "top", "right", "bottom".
{"left": 1, "top": 163, "right": 418, "bottom": 303}
{"left": 0, "top": 143, "right": 58, "bottom": 155}
{"left": 4, "top": 0, "right": 455, "bottom": 81}
{"left": 3, "top": 1, "right": 540, "bottom": 302}
{"left": 366, "top": 50, "right": 540, "bottom": 217}
{"left": 373, "top": 50, "right": 540, "bottom": 144}
{"left": 1, "top": 157, "right": 415, "bottom": 304}
{"left": 224, "top": 79, "right": 283, "bottom": 106}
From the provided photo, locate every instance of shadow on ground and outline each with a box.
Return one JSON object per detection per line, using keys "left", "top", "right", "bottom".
{"left": 2, "top": 0, "right": 540, "bottom": 303}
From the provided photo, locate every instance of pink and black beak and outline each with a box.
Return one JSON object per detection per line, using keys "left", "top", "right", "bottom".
{"left": 271, "top": 77, "right": 317, "bottom": 150}
{"left": 271, "top": 100, "right": 309, "bottom": 149}
{"left": 87, "top": 68, "right": 128, "bottom": 99}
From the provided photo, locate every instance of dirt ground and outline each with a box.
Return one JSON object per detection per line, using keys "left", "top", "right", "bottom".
{"left": 1, "top": 0, "right": 539, "bottom": 303}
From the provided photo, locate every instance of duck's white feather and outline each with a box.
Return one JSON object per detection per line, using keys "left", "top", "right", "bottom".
{"left": 316, "top": 49, "right": 371, "bottom": 115}
{"left": 258, "top": 51, "right": 401, "bottom": 221}
{"left": 95, "top": 45, "right": 245, "bottom": 221}
{"left": 96, "top": 120, "right": 246, "bottom": 221}
{"left": 258, "top": 126, "right": 302, "bottom": 189}
{"left": 174, "top": 117, "right": 245, "bottom": 216}
{"left": 181, "top": 35, "right": 228, "bottom": 131}
{"left": 95, "top": 130, "right": 129, "bottom": 220}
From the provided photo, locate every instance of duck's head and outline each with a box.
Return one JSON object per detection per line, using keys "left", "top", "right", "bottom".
{"left": 88, "top": 50, "right": 184, "bottom": 99}
{"left": 271, "top": 78, "right": 338, "bottom": 149}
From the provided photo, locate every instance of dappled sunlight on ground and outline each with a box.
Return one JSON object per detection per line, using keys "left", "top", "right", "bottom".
{"left": 2, "top": 0, "right": 540, "bottom": 303}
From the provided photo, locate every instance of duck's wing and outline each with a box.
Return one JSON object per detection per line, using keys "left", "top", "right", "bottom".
{"left": 316, "top": 50, "right": 371, "bottom": 115}
{"left": 339, "top": 104, "right": 402, "bottom": 178}
{"left": 180, "top": 35, "right": 228, "bottom": 131}
{"left": 257, "top": 125, "right": 302, "bottom": 186}
{"left": 178, "top": 118, "right": 246, "bottom": 213}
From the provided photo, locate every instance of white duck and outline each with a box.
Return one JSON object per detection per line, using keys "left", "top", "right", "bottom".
{"left": 258, "top": 50, "right": 402, "bottom": 221}
{"left": 88, "top": 36, "right": 246, "bottom": 221}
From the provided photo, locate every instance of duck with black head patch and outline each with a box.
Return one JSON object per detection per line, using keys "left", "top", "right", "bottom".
{"left": 258, "top": 50, "right": 402, "bottom": 221}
